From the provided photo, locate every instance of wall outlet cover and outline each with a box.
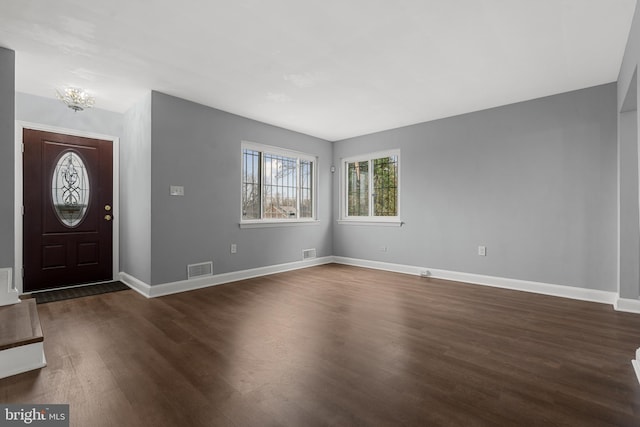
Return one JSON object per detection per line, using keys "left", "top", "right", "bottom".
{"left": 170, "top": 185, "right": 184, "bottom": 196}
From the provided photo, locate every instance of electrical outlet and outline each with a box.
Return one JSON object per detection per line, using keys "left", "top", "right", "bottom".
{"left": 478, "top": 246, "right": 486, "bottom": 256}
{"left": 379, "top": 246, "right": 388, "bottom": 252}
{"left": 231, "top": 244, "right": 237, "bottom": 254}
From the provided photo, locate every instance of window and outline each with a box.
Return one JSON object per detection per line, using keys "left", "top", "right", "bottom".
{"left": 241, "top": 142, "right": 317, "bottom": 225}
{"left": 341, "top": 150, "right": 400, "bottom": 225}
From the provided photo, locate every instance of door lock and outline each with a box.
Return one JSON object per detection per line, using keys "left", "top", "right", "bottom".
{"left": 104, "top": 214, "right": 112, "bottom": 221}
{"left": 105, "top": 205, "right": 112, "bottom": 211}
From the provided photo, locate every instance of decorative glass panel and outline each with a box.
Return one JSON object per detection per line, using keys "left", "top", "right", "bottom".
{"left": 52, "top": 151, "right": 90, "bottom": 227}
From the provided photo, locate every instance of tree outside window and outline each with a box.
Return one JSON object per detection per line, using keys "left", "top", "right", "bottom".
{"left": 343, "top": 150, "right": 399, "bottom": 222}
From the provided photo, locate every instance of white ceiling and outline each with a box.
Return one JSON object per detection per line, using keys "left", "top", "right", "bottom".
{"left": 0, "top": 0, "right": 636, "bottom": 141}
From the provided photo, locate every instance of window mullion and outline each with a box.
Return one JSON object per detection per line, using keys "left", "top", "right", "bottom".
{"left": 260, "top": 151, "right": 264, "bottom": 219}
{"left": 344, "top": 162, "right": 348, "bottom": 218}
{"left": 369, "top": 158, "right": 374, "bottom": 218}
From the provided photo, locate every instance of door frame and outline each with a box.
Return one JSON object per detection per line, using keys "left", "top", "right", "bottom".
{"left": 14, "top": 121, "right": 120, "bottom": 294}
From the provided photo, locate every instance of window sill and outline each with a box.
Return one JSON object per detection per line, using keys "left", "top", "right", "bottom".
{"left": 337, "top": 219, "right": 403, "bottom": 227}
{"left": 240, "top": 220, "right": 321, "bottom": 229}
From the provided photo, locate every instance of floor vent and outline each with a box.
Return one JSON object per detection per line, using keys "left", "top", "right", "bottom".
{"left": 187, "top": 261, "right": 213, "bottom": 279}
{"left": 302, "top": 248, "right": 317, "bottom": 260}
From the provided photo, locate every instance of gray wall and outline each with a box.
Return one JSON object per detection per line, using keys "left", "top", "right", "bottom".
{"left": 619, "top": 109, "right": 639, "bottom": 299}
{"left": 619, "top": 4, "right": 640, "bottom": 114}
{"left": 15, "top": 92, "right": 123, "bottom": 137}
{"left": 121, "top": 93, "right": 152, "bottom": 283}
{"left": 333, "top": 84, "right": 618, "bottom": 292}
{"left": 149, "top": 91, "right": 333, "bottom": 285}
{"left": 0, "top": 48, "right": 15, "bottom": 274}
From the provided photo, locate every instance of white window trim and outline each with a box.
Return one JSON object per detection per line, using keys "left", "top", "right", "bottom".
{"left": 240, "top": 141, "right": 318, "bottom": 227}
{"left": 336, "top": 219, "right": 402, "bottom": 227}
{"left": 240, "top": 219, "right": 320, "bottom": 229}
{"left": 339, "top": 149, "right": 402, "bottom": 226}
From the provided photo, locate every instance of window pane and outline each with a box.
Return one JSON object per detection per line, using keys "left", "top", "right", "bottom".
{"left": 263, "top": 153, "right": 298, "bottom": 219}
{"left": 242, "top": 149, "right": 261, "bottom": 219}
{"left": 300, "top": 160, "right": 313, "bottom": 218}
{"left": 347, "top": 160, "right": 369, "bottom": 216}
{"left": 373, "top": 156, "right": 398, "bottom": 216}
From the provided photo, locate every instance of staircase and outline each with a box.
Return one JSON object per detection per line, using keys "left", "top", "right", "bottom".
{"left": 0, "top": 299, "right": 46, "bottom": 379}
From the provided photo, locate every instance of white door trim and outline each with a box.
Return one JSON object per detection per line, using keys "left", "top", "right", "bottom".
{"left": 14, "top": 121, "right": 120, "bottom": 294}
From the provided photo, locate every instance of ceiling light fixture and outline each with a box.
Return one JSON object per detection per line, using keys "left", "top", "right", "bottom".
{"left": 56, "top": 87, "right": 95, "bottom": 112}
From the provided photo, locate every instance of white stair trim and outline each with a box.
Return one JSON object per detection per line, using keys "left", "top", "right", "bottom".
{"left": 0, "top": 342, "right": 46, "bottom": 380}
{"left": 633, "top": 347, "right": 640, "bottom": 385}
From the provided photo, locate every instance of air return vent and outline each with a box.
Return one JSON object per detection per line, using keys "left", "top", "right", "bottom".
{"left": 187, "top": 261, "right": 213, "bottom": 279}
{"left": 302, "top": 248, "right": 317, "bottom": 260}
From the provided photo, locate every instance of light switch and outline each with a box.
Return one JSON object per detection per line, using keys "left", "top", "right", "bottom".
{"left": 170, "top": 185, "right": 184, "bottom": 196}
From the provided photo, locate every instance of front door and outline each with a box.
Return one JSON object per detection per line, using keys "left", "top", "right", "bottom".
{"left": 23, "top": 129, "right": 113, "bottom": 292}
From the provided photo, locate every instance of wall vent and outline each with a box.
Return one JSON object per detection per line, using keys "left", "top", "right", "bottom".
{"left": 187, "top": 261, "right": 213, "bottom": 279}
{"left": 302, "top": 248, "right": 317, "bottom": 260}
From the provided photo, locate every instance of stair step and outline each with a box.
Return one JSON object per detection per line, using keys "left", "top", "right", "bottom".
{"left": 0, "top": 299, "right": 43, "bottom": 351}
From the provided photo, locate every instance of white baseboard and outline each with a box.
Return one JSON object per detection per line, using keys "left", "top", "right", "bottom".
{"left": 120, "top": 255, "right": 632, "bottom": 312}
{"left": 614, "top": 297, "right": 640, "bottom": 314}
{"left": 120, "top": 256, "right": 334, "bottom": 298}
{"left": 0, "top": 268, "right": 20, "bottom": 307}
{"left": 118, "top": 272, "right": 152, "bottom": 298}
{"left": 332, "top": 256, "right": 617, "bottom": 306}
{"left": 0, "top": 342, "right": 46, "bottom": 380}
{"left": 332, "top": 257, "right": 425, "bottom": 277}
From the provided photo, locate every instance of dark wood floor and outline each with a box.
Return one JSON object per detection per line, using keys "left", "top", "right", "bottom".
{"left": 1, "top": 264, "right": 640, "bottom": 426}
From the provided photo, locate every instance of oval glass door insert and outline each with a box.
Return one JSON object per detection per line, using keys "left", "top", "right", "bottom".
{"left": 51, "top": 151, "right": 90, "bottom": 227}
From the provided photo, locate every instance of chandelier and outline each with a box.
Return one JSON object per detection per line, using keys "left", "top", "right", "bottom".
{"left": 56, "top": 87, "right": 95, "bottom": 112}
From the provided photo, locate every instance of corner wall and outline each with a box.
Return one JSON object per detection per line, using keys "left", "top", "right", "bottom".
{"left": 0, "top": 48, "right": 15, "bottom": 282}
{"left": 148, "top": 92, "right": 333, "bottom": 285}
{"left": 333, "top": 84, "right": 618, "bottom": 292}
{"left": 121, "top": 93, "right": 152, "bottom": 283}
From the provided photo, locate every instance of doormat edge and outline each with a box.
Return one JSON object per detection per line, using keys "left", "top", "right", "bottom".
{"left": 34, "top": 281, "right": 130, "bottom": 304}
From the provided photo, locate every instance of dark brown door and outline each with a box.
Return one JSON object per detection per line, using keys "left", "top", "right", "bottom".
{"left": 23, "top": 129, "right": 113, "bottom": 292}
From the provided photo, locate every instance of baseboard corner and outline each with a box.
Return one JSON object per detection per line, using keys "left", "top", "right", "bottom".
{"left": 614, "top": 297, "right": 640, "bottom": 314}
{"left": 118, "top": 272, "right": 152, "bottom": 298}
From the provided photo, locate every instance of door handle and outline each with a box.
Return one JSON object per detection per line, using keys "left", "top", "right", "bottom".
{"left": 104, "top": 214, "right": 112, "bottom": 221}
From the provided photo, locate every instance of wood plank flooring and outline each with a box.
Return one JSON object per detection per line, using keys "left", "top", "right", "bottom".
{"left": 1, "top": 264, "right": 640, "bottom": 426}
